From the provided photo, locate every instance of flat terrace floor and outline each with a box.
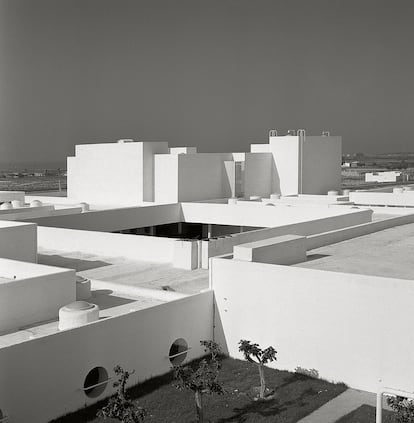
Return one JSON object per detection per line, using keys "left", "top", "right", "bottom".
{"left": 38, "top": 248, "right": 209, "bottom": 294}
{"left": 294, "top": 222, "right": 414, "bottom": 281}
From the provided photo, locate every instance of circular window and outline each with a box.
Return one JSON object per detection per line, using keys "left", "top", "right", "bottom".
{"left": 169, "top": 338, "right": 189, "bottom": 366}
{"left": 83, "top": 366, "right": 108, "bottom": 398}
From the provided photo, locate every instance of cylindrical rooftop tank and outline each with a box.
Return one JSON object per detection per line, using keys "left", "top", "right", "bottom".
{"left": 342, "top": 189, "right": 351, "bottom": 196}
{"left": 79, "top": 202, "right": 90, "bottom": 212}
{"left": 76, "top": 276, "right": 92, "bottom": 300}
{"left": 327, "top": 190, "right": 339, "bottom": 196}
{"left": 30, "top": 199, "right": 42, "bottom": 207}
{"left": 0, "top": 202, "right": 12, "bottom": 210}
{"left": 228, "top": 198, "right": 237, "bottom": 205}
{"left": 270, "top": 193, "right": 281, "bottom": 200}
{"left": 58, "top": 301, "right": 99, "bottom": 331}
{"left": 393, "top": 187, "right": 404, "bottom": 194}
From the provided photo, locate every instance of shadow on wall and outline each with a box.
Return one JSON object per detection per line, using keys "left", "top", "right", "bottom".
{"left": 271, "top": 160, "right": 281, "bottom": 195}
{"left": 37, "top": 254, "right": 111, "bottom": 272}
{"left": 213, "top": 293, "right": 229, "bottom": 355}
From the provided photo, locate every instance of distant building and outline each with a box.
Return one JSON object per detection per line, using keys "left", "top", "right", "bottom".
{"left": 365, "top": 171, "right": 403, "bottom": 183}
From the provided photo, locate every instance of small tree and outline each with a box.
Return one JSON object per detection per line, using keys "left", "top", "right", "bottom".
{"left": 173, "top": 340, "right": 224, "bottom": 423}
{"left": 387, "top": 396, "right": 414, "bottom": 422}
{"left": 98, "top": 365, "right": 146, "bottom": 423}
{"left": 238, "top": 339, "right": 277, "bottom": 399}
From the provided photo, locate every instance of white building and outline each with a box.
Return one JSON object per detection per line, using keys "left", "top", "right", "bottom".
{"left": 67, "top": 131, "right": 341, "bottom": 207}
{"left": 365, "top": 170, "right": 402, "bottom": 183}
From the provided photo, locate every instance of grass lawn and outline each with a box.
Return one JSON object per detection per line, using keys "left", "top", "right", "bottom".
{"left": 52, "top": 357, "right": 347, "bottom": 423}
{"left": 335, "top": 404, "right": 395, "bottom": 422}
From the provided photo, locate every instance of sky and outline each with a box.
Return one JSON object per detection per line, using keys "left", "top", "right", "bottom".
{"left": 0, "top": 0, "right": 413, "bottom": 166}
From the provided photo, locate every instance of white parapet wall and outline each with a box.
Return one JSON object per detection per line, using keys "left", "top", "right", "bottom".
{"left": 350, "top": 191, "right": 414, "bottom": 207}
{"left": 67, "top": 141, "right": 169, "bottom": 206}
{"left": 190, "top": 205, "right": 373, "bottom": 268}
{"left": 0, "top": 291, "right": 213, "bottom": 423}
{"left": 37, "top": 226, "right": 179, "bottom": 263}
{"left": 0, "top": 259, "right": 75, "bottom": 333}
{"left": 27, "top": 203, "right": 182, "bottom": 232}
{"left": 233, "top": 235, "right": 306, "bottom": 265}
{"left": 0, "top": 221, "right": 37, "bottom": 263}
{"left": 211, "top": 257, "right": 414, "bottom": 393}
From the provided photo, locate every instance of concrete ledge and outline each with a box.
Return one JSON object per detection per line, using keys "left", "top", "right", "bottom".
{"left": 234, "top": 234, "right": 306, "bottom": 265}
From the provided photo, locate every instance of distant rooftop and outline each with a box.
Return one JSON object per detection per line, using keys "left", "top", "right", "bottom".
{"left": 295, "top": 222, "right": 414, "bottom": 281}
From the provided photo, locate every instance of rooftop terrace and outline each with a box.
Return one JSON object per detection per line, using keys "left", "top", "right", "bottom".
{"left": 295, "top": 222, "right": 414, "bottom": 280}
{"left": 38, "top": 247, "right": 209, "bottom": 294}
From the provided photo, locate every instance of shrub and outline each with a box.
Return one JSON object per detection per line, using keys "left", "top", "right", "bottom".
{"left": 97, "top": 365, "right": 146, "bottom": 423}
{"left": 238, "top": 339, "right": 277, "bottom": 399}
{"left": 387, "top": 396, "right": 414, "bottom": 422}
{"left": 173, "top": 340, "right": 224, "bottom": 423}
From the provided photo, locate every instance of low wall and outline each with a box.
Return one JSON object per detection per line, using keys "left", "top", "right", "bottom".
{"left": 233, "top": 235, "right": 306, "bottom": 265}
{"left": 0, "top": 291, "right": 214, "bottom": 423}
{"left": 307, "top": 212, "right": 414, "bottom": 250}
{"left": 0, "top": 259, "right": 75, "bottom": 333}
{"left": 25, "top": 203, "right": 182, "bottom": 232}
{"left": 200, "top": 209, "right": 372, "bottom": 268}
{"left": 211, "top": 258, "right": 414, "bottom": 393}
{"left": 0, "top": 221, "right": 37, "bottom": 263}
{"left": 350, "top": 191, "right": 414, "bottom": 207}
{"left": 38, "top": 226, "right": 178, "bottom": 263}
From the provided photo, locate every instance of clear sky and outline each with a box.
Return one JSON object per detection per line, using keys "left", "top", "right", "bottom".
{"left": 0, "top": 0, "right": 413, "bottom": 165}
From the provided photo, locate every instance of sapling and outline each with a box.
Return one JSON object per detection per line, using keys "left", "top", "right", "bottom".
{"left": 173, "top": 340, "right": 224, "bottom": 423}
{"left": 387, "top": 395, "right": 414, "bottom": 422}
{"left": 238, "top": 339, "right": 277, "bottom": 399}
{"left": 98, "top": 365, "right": 146, "bottom": 423}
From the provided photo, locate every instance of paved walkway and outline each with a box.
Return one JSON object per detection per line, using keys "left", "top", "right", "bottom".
{"left": 298, "top": 389, "right": 377, "bottom": 423}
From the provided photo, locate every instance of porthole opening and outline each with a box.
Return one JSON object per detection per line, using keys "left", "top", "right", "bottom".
{"left": 169, "top": 338, "right": 189, "bottom": 366}
{"left": 83, "top": 366, "right": 108, "bottom": 398}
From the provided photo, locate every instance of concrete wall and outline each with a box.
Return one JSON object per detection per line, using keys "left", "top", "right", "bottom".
{"left": 211, "top": 258, "right": 414, "bottom": 393}
{"left": 37, "top": 226, "right": 178, "bottom": 263}
{"left": 67, "top": 142, "right": 169, "bottom": 206}
{"left": 181, "top": 201, "right": 371, "bottom": 228}
{"left": 154, "top": 154, "right": 179, "bottom": 203}
{"left": 243, "top": 153, "right": 273, "bottom": 198}
{"left": 24, "top": 204, "right": 182, "bottom": 232}
{"left": 178, "top": 153, "right": 233, "bottom": 201}
{"left": 350, "top": 191, "right": 414, "bottom": 207}
{"left": 198, "top": 207, "right": 372, "bottom": 268}
{"left": 0, "top": 221, "right": 37, "bottom": 263}
{"left": 233, "top": 235, "right": 306, "bottom": 265}
{"left": 268, "top": 135, "right": 300, "bottom": 195}
{"left": 307, "top": 212, "right": 414, "bottom": 250}
{"left": 0, "top": 291, "right": 213, "bottom": 423}
{"left": 0, "top": 258, "right": 75, "bottom": 333}
{"left": 265, "top": 135, "right": 341, "bottom": 195}
{"left": 302, "top": 136, "right": 342, "bottom": 194}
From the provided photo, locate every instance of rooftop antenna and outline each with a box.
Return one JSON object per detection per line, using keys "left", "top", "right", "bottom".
{"left": 268, "top": 129, "right": 278, "bottom": 137}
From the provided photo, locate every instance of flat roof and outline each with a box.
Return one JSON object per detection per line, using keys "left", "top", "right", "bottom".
{"left": 294, "top": 222, "right": 414, "bottom": 281}
{"left": 0, "top": 290, "right": 167, "bottom": 348}
{"left": 38, "top": 247, "right": 209, "bottom": 294}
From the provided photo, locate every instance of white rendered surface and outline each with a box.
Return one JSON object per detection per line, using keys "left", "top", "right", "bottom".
{"left": 211, "top": 257, "right": 414, "bottom": 393}
{"left": 0, "top": 258, "right": 75, "bottom": 333}
{"left": 0, "top": 291, "right": 213, "bottom": 423}
{"left": 0, "top": 221, "right": 37, "bottom": 262}
{"left": 233, "top": 235, "right": 307, "bottom": 265}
